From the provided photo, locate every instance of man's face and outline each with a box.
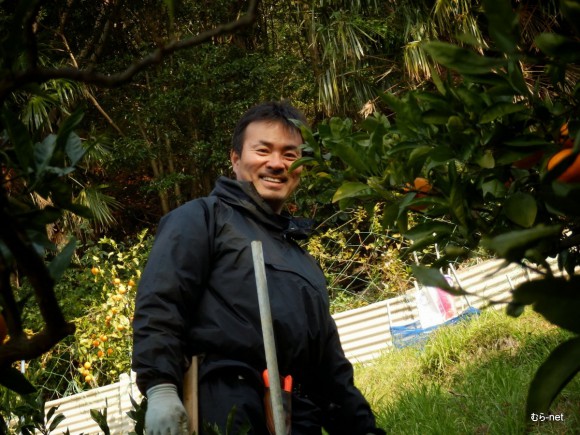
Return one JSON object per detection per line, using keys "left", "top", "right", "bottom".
{"left": 231, "top": 120, "right": 303, "bottom": 213}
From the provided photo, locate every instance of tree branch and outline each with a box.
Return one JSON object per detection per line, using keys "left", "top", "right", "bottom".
{"left": 0, "top": 188, "right": 75, "bottom": 368}
{"left": 1, "top": 0, "right": 258, "bottom": 101}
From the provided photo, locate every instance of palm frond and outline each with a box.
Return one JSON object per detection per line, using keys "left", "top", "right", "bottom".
{"left": 75, "top": 185, "right": 122, "bottom": 229}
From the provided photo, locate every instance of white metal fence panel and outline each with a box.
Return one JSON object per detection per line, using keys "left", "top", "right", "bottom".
{"left": 44, "top": 372, "right": 142, "bottom": 434}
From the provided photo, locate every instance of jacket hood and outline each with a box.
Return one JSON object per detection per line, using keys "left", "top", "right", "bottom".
{"left": 211, "top": 176, "right": 314, "bottom": 240}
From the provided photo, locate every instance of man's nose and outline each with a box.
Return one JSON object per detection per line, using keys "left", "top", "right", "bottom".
{"left": 267, "top": 153, "right": 285, "bottom": 170}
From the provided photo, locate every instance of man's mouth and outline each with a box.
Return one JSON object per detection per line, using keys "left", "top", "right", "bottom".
{"left": 261, "top": 176, "right": 285, "bottom": 184}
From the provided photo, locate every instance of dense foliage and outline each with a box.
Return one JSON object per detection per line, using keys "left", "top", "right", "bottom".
{"left": 294, "top": 0, "right": 580, "bottom": 420}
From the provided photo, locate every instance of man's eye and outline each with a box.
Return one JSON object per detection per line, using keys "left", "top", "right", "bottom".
{"left": 285, "top": 153, "right": 299, "bottom": 160}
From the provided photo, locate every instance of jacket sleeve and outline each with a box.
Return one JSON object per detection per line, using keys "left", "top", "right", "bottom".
{"left": 132, "top": 200, "right": 213, "bottom": 396}
{"left": 317, "top": 317, "right": 385, "bottom": 435}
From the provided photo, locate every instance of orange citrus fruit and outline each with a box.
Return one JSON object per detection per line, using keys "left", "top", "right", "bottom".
{"left": 559, "top": 122, "right": 574, "bottom": 149}
{"left": 404, "top": 177, "right": 432, "bottom": 211}
{"left": 84, "top": 362, "right": 91, "bottom": 370}
{"left": 92, "top": 339, "right": 100, "bottom": 347}
{"left": 547, "top": 149, "right": 580, "bottom": 183}
{"left": 91, "top": 267, "right": 99, "bottom": 275}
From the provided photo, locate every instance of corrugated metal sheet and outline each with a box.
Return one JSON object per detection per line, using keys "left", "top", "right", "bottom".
{"left": 44, "top": 257, "right": 559, "bottom": 433}
{"left": 44, "top": 372, "right": 142, "bottom": 434}
{"left": 334, "top": 258, "right": 560, "bottom": 364}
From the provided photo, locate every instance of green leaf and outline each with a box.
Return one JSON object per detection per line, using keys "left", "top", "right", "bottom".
{"left": 428, "top": 62, "right": 446, "bottom": 95}
{"left": 33, "top": 134, "right": 57, "bottom": 175}
{"left": 405, "top": 222, "right": 455, "bottom": 243}
{"left": 526, "top": 336, "right": 580, "bottom": 415}
{"left": 48, "top": 411, "right": 66, "bottom": 432}
{"left": 475, "top": 150, "right": 495, "bottom": 168}
{"left": 332, "top": 182, "right": 370, "bottom": 203}
{"left": 424, "top": 42, "right": 506, "bottom": 75}
{"left": 535, "top": 33, "right": 580, "bottom": 63}
{"left": 0, "top": 366, "right": 36, "bottom": 395}
{"left": 455, "top": 87, "right": 484, "bottom": 111}
{"left": 163, "top": 0, "right": 175, "bottom": 26}
{"left": 541, "top": 182, "right": 580, "bottom": 216}
{"left": 48, "top": 238, "right": 77, "bottom": 281}
{"left": 289, "top": 156, "right": 316, "bottom": 172}
{"left": 507, "top": 59, "right": 531, "bottom": 97}
{"left": 411, "top": 265, "right": 469, "bottom": 297}
{"left": 90, "top": 408, "right": 110, "bottom": 435}
{"left": 482, "top": 179, "right": 506, "bottom": 198}
{"left": 412, "top": 265, "right": 452, "bottom": 290}
{"left": 480, "top": 102, "right": 526, "bottom": 124}
{"left": 65, "top": 132, "right": 86, "bottom": 166}
{"left": 381, "top": 203, "right": 399, "bottom": 228}
{"left": 330, "top": 140, "right": 373, "bottom": 174}
{"left": 504, "top": 192, "right": 537, "bottom": 228}
{"left": 511, "top": 276, "right": 580, "bottom": 333}
{"left": 449, "top": 183, "right": 468, "bottom": 228}
{"left": 2, "top": 108, "right": 34, "bottom": 170}
{"left": 298, "top": 125, "right": 320, "bottom": 159}
{"left": 422, "top": 110, "right": 451, "bottom": 125}
{"left": 481, "top": 224, "right": 561, "bottom": 262}
{"left": 483, "top": 0, "right": 519, "bottom": 54}
{"left": 560, "top": 0, "right": 580, "bottom": 35}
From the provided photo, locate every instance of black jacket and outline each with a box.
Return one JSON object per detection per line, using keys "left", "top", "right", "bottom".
{"left": 132, "top": 177, "right": 382, "bottom": 434}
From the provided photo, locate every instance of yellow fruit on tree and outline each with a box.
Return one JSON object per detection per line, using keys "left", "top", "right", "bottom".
{"left": 128, "top": 279, "right": 136, "bottom": 287}
{"left": 100, "top": 335, "right": 108, "bottom": 342}
{"left": 84, "top": 361, "right": 91, "bottom": 370}
{"left": 92, "top": 339, "right": 100, "bottom": 347}
{"left": 85, "top": 375, "right": 93, "bottom": 383}
{"left": 113, "top": 278, "right": 121, "bottom": 285}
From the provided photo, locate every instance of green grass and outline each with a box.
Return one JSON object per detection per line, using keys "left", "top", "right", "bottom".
{"left": 355, "top": 309, "right": 580, "bottom": 435}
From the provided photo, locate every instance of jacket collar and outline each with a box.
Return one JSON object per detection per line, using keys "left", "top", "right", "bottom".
{"left": 211, "top": 176, "right": 314, "bottom": 240}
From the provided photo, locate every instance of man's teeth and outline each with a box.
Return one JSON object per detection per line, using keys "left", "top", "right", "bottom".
{"left": 262, "top": 177, "right": 283, "bottom": 183}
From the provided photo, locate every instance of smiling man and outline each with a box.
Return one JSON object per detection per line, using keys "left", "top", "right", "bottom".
{"left": 132, "top": 101, "right": 385, "bottom": 435}
{"left": 231, "top": 119, "right": 302, "bottom": 213}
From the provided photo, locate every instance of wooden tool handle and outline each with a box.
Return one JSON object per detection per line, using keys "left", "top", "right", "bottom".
{"left": 183, "top": 356, "right": 199, "bottom": 434}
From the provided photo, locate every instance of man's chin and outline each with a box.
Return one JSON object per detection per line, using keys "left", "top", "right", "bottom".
{"left": 257, "top": 191, "right": 285, "bottom": 212}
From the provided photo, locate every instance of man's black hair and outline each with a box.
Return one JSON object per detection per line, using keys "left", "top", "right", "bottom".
{"left": 232, "top": 101, "right": 308, "bottom": 156}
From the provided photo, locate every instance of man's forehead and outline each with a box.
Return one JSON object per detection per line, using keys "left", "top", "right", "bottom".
{"left": 244, "top": 120, "right": 303, "bottom": 143}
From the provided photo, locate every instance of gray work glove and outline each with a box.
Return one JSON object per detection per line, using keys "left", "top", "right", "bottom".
{"left": 145, "top": 384, "right": 189, "bottom": 435}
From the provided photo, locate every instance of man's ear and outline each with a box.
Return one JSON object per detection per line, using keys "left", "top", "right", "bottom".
{"left": 230, "top": 149, "right": 240, "bottom": 174}
{"left": 230, "top": 150, "right": 240, "bottom": 167}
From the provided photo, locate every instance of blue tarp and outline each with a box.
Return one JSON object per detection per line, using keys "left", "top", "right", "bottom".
{"left": 390, "top": 306, "right": 481, "bottom": 349}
